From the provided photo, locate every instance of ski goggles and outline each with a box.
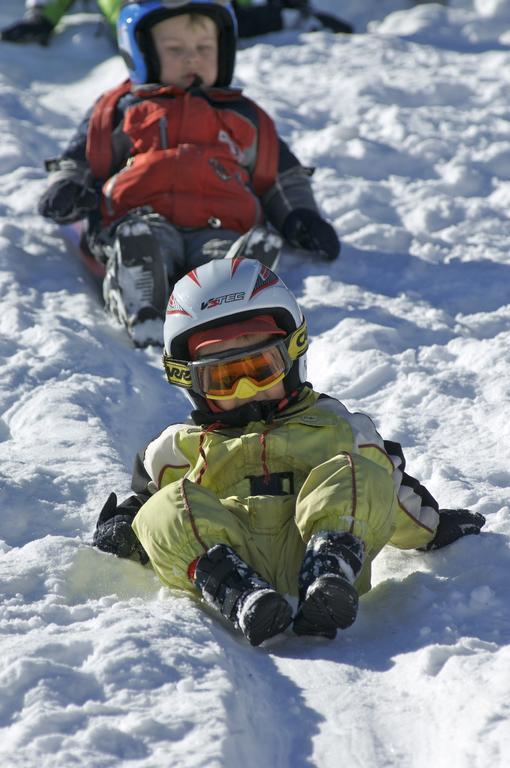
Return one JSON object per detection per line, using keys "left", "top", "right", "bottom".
{"left": 163, "top": 321, "right": 308, "bottom": 400}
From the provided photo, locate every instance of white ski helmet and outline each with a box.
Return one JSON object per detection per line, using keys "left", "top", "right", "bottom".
{"left": 163, "top": 258, "right": 309, "bottom": 411}
{"left": 117, "top": 0, "right": 237, "bottom": 86}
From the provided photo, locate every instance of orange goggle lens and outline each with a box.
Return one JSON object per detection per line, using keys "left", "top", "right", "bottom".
{"left": 191, "top": 343, "right": 291, "bottom": 400}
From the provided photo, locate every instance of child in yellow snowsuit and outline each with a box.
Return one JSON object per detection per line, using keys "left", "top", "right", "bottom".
{"left": 93, "top": 258, "right": 485, "bottom": 646}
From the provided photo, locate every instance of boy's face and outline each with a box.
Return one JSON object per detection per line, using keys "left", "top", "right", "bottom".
{"left": 151, "top": 14, "right": 218, "bottom": 88}
{"left": 196, "top": 333, "right": 286, "bottom": 412}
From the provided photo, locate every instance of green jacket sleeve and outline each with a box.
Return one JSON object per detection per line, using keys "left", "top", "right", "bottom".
{"left": 35, "top": 0, "right": 121, "bottom": 30}
{"left": 97, "top": 0, "right": 122, "bottom": 28}
{"left": 36, "top": 0, "right": 75, "bottom": 27}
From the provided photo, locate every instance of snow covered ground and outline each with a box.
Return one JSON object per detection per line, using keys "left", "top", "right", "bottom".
{"left": 1, "top": 0, "right": 509, "bottom": 765}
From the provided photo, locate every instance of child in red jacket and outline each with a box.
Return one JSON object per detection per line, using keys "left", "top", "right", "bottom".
{"left": 38, "top": 0, "right": 339, "bottom": 346}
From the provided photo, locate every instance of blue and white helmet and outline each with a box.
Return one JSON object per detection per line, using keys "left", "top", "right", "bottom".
{"left": 118, "top": 0, "right": 237, "bottom": 86}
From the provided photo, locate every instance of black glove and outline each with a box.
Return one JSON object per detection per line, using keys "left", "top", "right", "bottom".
{"left": 283, "top": 208, "right": 340, "bottom": 261}
{"left": 420, "top": 508, "right": 486, "bottom": 551}
{"left": 1, "top": 11, "right": 54, "bottom": 46}
{"left": 312, "top": 12, "right": 353, "bottom": 34}
{"left": 282, "top": 0, "right": 309, "bottom": 9}
{"left": 38, "top": 177, "right": 98, "bottom": 224}
{"left": 92, "top": 492, "right": 149, "bottom": 564}
{"left": 281, "top": 1, "right": 353, "bottom": 34}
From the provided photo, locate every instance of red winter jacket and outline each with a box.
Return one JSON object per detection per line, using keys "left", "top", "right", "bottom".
{"left": 85, "top": 81, "right": 280, "bottom": 233}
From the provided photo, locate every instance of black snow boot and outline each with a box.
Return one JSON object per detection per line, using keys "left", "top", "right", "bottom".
{"left": 194, "top": 544, "right": 293, "bottom": 646}
{"left": 103, "top": 221, "right": 168, "bottom": 348}
{"left": 293, "top": 531, "right": 364, "bottom": 639}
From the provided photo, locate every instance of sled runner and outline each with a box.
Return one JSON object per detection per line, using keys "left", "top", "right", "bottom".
{"left": 61, "top": 220, "right": 105, "bottom": 280}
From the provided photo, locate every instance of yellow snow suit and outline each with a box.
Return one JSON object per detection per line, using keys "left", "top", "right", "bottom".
{"left": 133, "top": 387, "right": 437, "bottom": 597}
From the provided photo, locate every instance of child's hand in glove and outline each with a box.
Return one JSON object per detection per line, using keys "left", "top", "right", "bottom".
{"left": 92, "top": 493, "right": 149, "bottom": 564}
{"left": 1, "top": 11, "right": 54, "bottom": 46}
{"left": 38, "top": 177, "right": 98, "bottom": 224}
{"left": 420, "top": 508, "right": 486, "bottom": 551}
{"left": 283, "top": 208, "right": 340, "bottom": 261}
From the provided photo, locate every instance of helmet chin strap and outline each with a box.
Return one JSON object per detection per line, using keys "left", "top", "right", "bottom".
{"left": 189, "top": 74, "right": 203, "bottom": 89}
{"left": 191, "top": 400, "right": 280, "bottom": 427}
{"left": 190, "top": 387, "right": 305, "bottom": 428}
